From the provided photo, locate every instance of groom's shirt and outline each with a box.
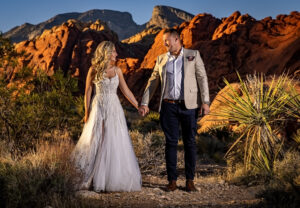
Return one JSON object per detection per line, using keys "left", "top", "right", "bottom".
{"left": 163, "top": 47, "right": 184, "bottom": 100}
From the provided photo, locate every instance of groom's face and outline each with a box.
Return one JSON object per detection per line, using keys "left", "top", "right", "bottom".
{"left": 163, "top": 33, "right": 179, "bottom": 53}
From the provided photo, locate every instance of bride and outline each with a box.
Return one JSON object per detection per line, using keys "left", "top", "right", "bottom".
{"left": 72, "top": 41, "right": 142, "bottom": 192}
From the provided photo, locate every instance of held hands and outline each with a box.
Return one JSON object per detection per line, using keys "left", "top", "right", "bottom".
{"left": 138, "top": 105, "right": 149, "bottom": 117}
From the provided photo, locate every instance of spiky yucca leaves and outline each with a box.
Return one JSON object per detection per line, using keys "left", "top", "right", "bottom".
{"left": 214, "top": 73, "right": 297, "bottom": 172}
{"left": 286, "top": 81, "right": 300, "bottom": 119}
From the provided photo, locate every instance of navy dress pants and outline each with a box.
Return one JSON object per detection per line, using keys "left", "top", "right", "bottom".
{"left": 160, "top": 100, "right": 198, "bottom": 181}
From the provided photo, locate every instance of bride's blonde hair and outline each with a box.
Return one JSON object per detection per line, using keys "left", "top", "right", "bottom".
{"left": 91, "top": 41, "right": 115, "bottom": 82}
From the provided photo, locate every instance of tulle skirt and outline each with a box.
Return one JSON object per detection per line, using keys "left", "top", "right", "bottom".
{"left": 72, "top": 93, "right": 142, "bottom": 192}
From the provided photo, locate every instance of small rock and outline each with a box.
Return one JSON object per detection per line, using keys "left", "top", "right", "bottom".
{"left": 160, "top": 195, "right": 171, "bottom": 200}
{"left": 153, "top": 188, "right": 162, "bottom": 192}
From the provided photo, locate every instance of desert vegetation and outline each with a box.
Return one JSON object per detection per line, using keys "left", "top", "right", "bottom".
{"left": 0, "top": 31, "right": 299, "bottom": 207}
{"left": 199, "top": 72, "right": 300, "bottom": 206}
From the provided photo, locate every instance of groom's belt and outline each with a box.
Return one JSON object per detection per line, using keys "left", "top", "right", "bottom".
{"left": 163, "top": 99, "right": 184, "bottom": 104}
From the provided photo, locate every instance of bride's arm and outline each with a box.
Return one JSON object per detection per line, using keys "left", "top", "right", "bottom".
{"left": 84, "top": 67, "right": 94, "bottom": 122}
{"left": 116, "top": 67, "right": 139, "bottom": 110}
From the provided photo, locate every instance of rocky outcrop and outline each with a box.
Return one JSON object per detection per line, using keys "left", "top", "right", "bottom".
{"left": 122, "top": 26, "right": 161, "bottom": 46}
{"left": 194, "top": 11, "right": 300, "bottom": 97}
{"left": 180, "top": 14, "right": 222, "bottom": 47}
{"left": 15, "top": 19, "right": 125, "bottom": 90}
{"left": 146, "top": 5, "right": 194, "bottom": 29}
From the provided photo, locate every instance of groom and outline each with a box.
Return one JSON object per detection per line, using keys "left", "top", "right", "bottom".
{"left": 139, "top": 28, "right": 210, "bottom": 192}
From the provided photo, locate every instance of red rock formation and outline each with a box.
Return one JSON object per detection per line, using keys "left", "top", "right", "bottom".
{"left": 117, "top": 58, "right": 140, "bottom": 74}
{"left": 11, "top": 11, "right": 300, "bottom": 111}
{"left": 14, "top": 19, "right": 141, "bottom": 91}
{"left": 181, "top": 14, "right": 222, "bottom": 47}
{"left": 194, "top": 11, "right": 300, "bottom": 98}
{"left": 139, "top": 30, "right": 166, "bottom": 70}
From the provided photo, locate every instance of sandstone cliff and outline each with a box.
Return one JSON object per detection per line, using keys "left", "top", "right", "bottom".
{"left": 12, "top": 11, "right": 300, "bottom": 111}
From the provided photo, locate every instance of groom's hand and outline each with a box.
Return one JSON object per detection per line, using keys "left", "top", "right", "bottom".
{"left": 199, "top": 103, "right": 210, "bottom": 118}
{"left": 138, "top": 105, "right": 149, "bottom": 117}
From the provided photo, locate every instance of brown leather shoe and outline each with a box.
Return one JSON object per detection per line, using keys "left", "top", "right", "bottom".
{"left": 165, "top": 180, "right": 177, "bottom": 192}
{"left": 186, "top": 179, "right": 198, "bottom": 192}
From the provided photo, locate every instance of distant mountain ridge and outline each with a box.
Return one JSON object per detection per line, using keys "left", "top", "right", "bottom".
{"left": 147, "top": 5, "right": 194, "bottom": 28}
{"left": 3, "top": 6, "right": 194, "bottom": 43}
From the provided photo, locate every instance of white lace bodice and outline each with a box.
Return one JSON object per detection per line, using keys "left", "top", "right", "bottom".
{"left": 93, "top": 72, "right": 119, "bottom": 96}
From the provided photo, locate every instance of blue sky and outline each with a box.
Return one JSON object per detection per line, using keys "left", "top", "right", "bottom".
{"left": 1, "top": 0, "right": 299, "bottom": 33}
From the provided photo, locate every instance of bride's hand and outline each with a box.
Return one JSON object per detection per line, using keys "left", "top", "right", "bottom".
{"left": 138, "top": 105, "right": 149, "bottom": 117}
{"left": 84, "top": 113, "right": 89, "bottom": 123}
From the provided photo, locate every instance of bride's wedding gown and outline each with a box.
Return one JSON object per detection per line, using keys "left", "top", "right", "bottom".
{"left": 72, "top": 70, "right": 142, "bottom": 192}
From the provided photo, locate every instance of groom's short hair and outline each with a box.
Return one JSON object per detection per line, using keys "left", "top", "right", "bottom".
{"left": 163, "top": 28, "right": 180, "bottom": 38}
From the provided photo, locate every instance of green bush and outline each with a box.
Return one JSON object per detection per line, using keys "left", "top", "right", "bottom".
{"left": 133, "top": 111, "right": 161, "bottom": 133}
{"left": 196, "top": 132, "right": 228, "bottom": 163}
{"left": 0, "top": 33, "right": 21, "bottom": 69}
{"left": 0, "top": 67, "right": 84, "bottom": 153}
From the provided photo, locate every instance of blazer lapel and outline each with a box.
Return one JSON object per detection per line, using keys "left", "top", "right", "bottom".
{"left": 183, "top": 48, "right": 188, "bottom": 77}
{"left": 160, "top": 54, "right": 168, "bottom": 70}
{"left": 159, "top": 54, "right": 169, "bottom": 98}
{"left": 159, "top": 54, "right": 168, "bottom": 79}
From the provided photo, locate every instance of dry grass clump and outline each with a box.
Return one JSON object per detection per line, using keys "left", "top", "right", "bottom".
{"left": 0, "top": 132, "right": 81, "bottom": 208}
{"left": 257, "top": 150, "right": 300, "bottom": 207}
{"left": 130, "top": 130, "right": 165, "bottom": 175}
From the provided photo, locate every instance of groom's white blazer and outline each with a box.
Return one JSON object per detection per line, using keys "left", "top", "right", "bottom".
{"left": 141, "top": 48, "right": 210, "bottom": 112}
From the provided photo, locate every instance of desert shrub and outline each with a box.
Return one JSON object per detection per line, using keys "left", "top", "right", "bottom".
{"left": 128, "top": 110, "right": 161, "bottom": 133}
{"left": 0, "top": 33, "right": 21, "bottom": 70}
{"left": 257, "top": 151, "right": 300, "bottom": 207}
{"left": 0, "top": 67, "right": 84, "bottom": 153}
{"left": 273, "top": 151, "right": 300, "bottom": 189}
{"left": 130, "top": 130, "right": 165, "bottom": 175}
{"left": 196, "top": 129, "right": 237, "bottom": 163}
{"left": 0, "top": 135, "right": 81, "bottom": 208}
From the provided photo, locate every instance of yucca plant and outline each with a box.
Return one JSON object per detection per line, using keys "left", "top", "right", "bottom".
{"left": 285, "top": 82, "right": 300, "bottom": 119}
{"left": 213, "top": 72, "right": 297, "bottom": 173}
